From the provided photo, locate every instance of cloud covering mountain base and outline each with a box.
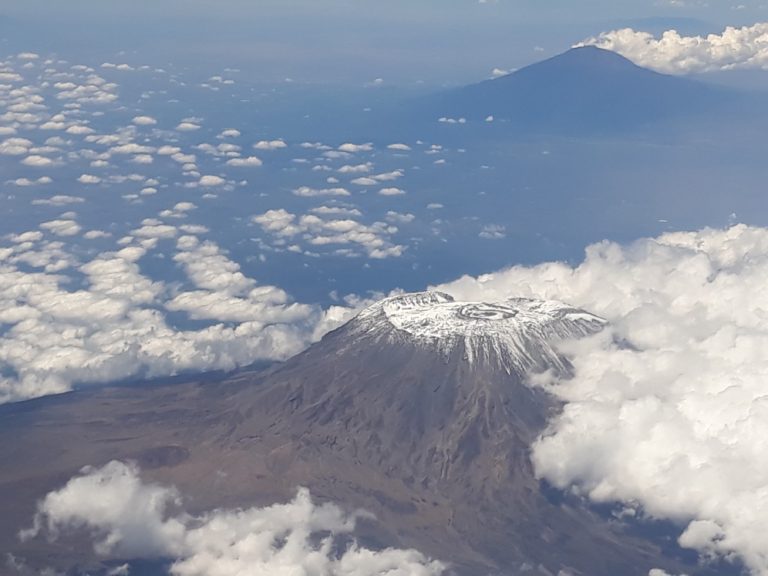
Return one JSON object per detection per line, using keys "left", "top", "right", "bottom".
{"left": 436, "top": 224, "right": 768, "bottom": 575}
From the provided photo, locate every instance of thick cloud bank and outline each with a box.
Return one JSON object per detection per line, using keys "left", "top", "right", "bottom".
{"left": 578, "top": 22, "right": 768, "bottom": 74}
{"left": 22, "top": 461, "right": 445, "bottom": 576}
{"left": 436, "top": 224, "right": 768, "bottom": 574}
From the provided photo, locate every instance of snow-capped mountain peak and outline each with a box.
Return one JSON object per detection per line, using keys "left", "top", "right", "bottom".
{"left": 349, "top": 291, "right": 605, "bottom": 376}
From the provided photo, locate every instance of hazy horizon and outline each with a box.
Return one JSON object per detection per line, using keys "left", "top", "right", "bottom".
{"left": 2, "top": 0, "right": 764, "bottom": 85}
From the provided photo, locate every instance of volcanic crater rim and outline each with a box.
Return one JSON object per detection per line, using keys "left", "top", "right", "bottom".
{"left": 377, "top": 291, "right": 602, "bottom": 340}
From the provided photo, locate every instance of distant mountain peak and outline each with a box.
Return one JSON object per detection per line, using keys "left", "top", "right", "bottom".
{"left": 423, "top": 43, "right": 733, "bottom": 134}
{"left": 564, "top": 44, "right": 629, "bottom": 59}
{"left": 348, "top": 291, "right": 605, "bottom": 375}
{"left": 539, "top": 45, "right": 632, "bottom": 63}
{"left": 510, "top": 45, "right": 653, "bottom": 79}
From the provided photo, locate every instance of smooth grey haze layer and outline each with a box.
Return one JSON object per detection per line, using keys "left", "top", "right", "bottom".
{"left": 1, "top": 0, "right": 765, "bottom": 84}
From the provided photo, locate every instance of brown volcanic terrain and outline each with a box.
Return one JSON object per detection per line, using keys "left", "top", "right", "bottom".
{"left": 0, "top": 293, "right": 727, "bottom": 575}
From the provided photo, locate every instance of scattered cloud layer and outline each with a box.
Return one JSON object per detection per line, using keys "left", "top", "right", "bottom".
{"left": 22, "top": 461, "right": 446, "bottom": 576}
{"left": 0, "top": 214, "right": 355, "bottom": 404}
{"left": 0, "top": 51, "right": 452, "bottom": 406}
{"left": 436, "top": 224, "right": 768, "bottom": 574}
{"left": 253, "top": 208, "right": 404, "bottom": 259}
{"left": 579, "top": 22, "right": 768, "bottom": 74}
{"left": 253, "top": 139, "right": 287, "bottom": 150}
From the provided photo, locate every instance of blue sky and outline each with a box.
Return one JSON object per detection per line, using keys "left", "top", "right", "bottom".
{"left": 1, "top": 0, "right": 766, "bottom": 84}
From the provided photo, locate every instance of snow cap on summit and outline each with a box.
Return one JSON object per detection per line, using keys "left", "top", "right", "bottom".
{"left": 350, "top": 291, "right": 605, "bottom": 376}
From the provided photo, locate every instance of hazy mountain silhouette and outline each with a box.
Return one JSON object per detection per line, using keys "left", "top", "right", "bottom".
{"left": 199, "top": 46, "right": 746, "bottom": 142}
{"left": 416, "top": 46, "right": 737, "bottom": 135}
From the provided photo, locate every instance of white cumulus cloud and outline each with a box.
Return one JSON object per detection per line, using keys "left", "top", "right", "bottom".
{"left": 435, "top": 224, "right": 768, "bottom": 575}
{"left": 253, "top": 139, "right": 287, "bottom": 150}
{"left": 32, "top": 195, "right": 83, "bottom": 207}
{"left": 21, "top": 155, "right": 54, "bottom": 167}
{"left": 22, "top": 461, "right": 446, "bottom": 576}
{"left": 226, "top": 156, "right": 263, "bottom": 167}
{"left": 132, "top": 115, "right": 157, "bottom": 126}
{"left": 379, "top": 187, "right": 406, "bottom": 196}
{"left": 176, "top": 121, "right": 201, "bottom": 132}
{"left": 39, "top": 219, "right": 82, "bottom": 237}
{"left": 199, "top": 175, "right": 226, "bottom": 187}
{"left": 338, "top": 142, "right": 373, "bottom": 153}
{"left": 77, "top": 174, "right": 102, "bottom": 184}
{"left": 578, "top": 22, "right": 768, "bottom": 74}
{"left": 293, "top": 186, "right": 350, "bottom": 197}
{"left": 218, "top": 129, "right": 241, "bottom": 138}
